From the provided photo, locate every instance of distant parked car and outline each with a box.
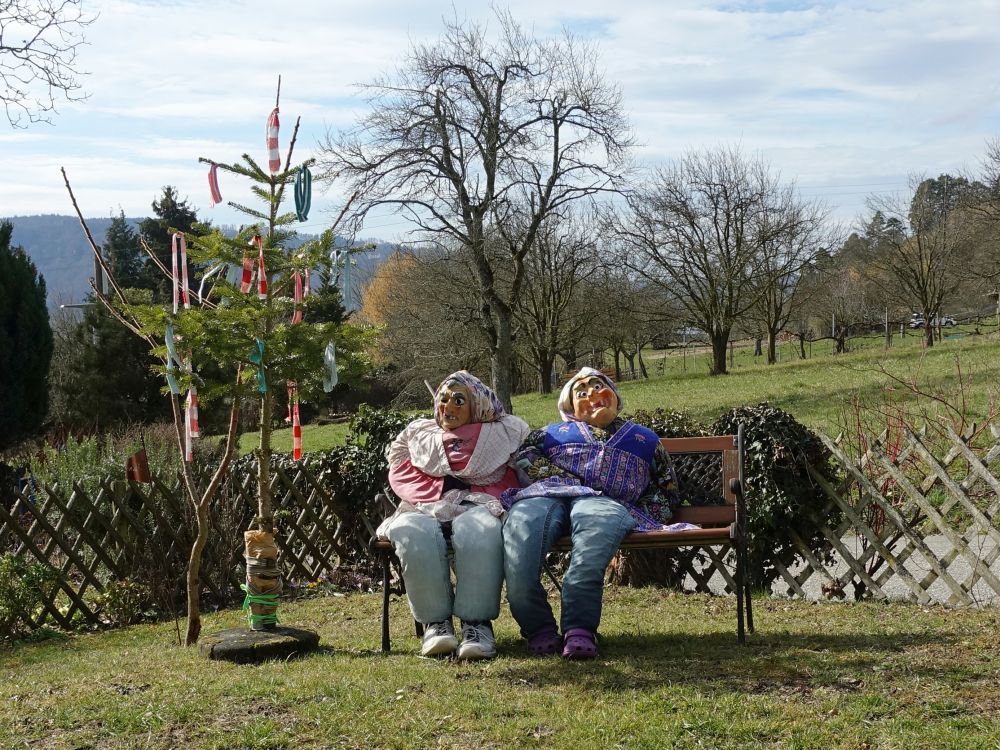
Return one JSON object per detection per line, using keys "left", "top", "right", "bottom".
{"left": 909, "top": 314, "right": 956, "bottom": 329}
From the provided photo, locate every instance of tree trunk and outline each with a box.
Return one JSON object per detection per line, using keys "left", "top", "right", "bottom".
{"left": 710, "top": 331, "right": 728, "bottom": 375}
{"left": 257, "top": 390, "right": 274, "bottom": 531}
{"left": 491, "top": 305, "right": 515, "bottom": 411}
{"left": 538, "top": 353, "right": 554, "bottom": 394}
{"left": 753, "top": 338, "right": 762, "bottom": 357}
{"left": 923, "top": 322, "right": 934, "bottom": 348}
{"left": 637, "top": 347, "right": 648, "bottom": 379}
{"left": 184, "top": 501, "right": 210, "bottom": 645}
{"left": 766, "top": 331, "right": 777, "bottom": 365}
{"left": 798, "top": 332, "right": 806, "bottom": 360}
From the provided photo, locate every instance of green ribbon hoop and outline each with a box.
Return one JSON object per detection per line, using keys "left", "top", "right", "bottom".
{"left": 240, "top": 583, "right": 279, "bottom": 628}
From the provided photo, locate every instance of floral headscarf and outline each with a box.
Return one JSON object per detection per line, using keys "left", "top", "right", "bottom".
{"left": 557, "top": 367, "right": 623, "bottom": 423}
{"left": 434, "top": 370, "right": 506, "bottom": 426}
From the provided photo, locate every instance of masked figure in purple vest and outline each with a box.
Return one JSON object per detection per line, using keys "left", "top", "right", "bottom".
{"left": 377, "top": 371, "right": 529, "bottom": 660}
{"left": 501, "top": 367, "right": 678, "bottom": 659}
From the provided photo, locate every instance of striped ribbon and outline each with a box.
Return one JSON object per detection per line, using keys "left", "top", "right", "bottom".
{"left": 197, "top": 262, "right": 226, "bottom": 303}
{"left": 207, "top": 163, "right": 223, "bottom": 207}
{"left": 171, "top": 233, "right": 190, "bottom": 314}
{"left": 294, "top": 165, "right": 311, "bottom": 221}
{"left": 240, "top": 247, "right": 254, "bottom": 294}
{"left": 291, "top": 270, "right": 303, "bottom": 324}
{"left": 266, "top": 107, "right": 281, "bottom": 174}
{"left": 256, "top": 235, "right": 268, "bottom": 299}
{"left": 289, "top": 383, "right": 302, "bottom": 460}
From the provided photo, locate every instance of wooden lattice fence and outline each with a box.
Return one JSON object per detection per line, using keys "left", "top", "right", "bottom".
{"left": 3, "top": 424, "right": 999, "bottom": 637}
{"left": 672, "top": 425, "right": 1000, "bottom": 606}
{"left": 0, "top": 463, "right": 378, "bottom": 636}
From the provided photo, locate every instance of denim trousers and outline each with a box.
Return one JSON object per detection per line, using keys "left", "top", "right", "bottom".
{"left": 384, "top": 505, "right": 503, "bottom": 624}
{"left": 504, "top": 494, "right": 636, "bottom": 638}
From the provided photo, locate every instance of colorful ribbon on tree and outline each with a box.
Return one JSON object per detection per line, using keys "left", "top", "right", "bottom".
{"left": 249, "top": 339, "right": 267, "bottom": 393}
{"left": 287, "top": 382, "right": 302, "bottom": 460}
{"left": 291, "top": 270, "right": 303, "bottom": 324}
{"left": 207, "top": 163, "right": 223, "bottom": 207}
{"left": 294, "top": 164, "right": 311, "bottom": 221}
{"left": 266, "top": 107, "right": 281, "bottom": 174}
{"left": 164, "top": 320, "right": 182, "bottom": 395}
{"left": 240, "top": 236, "right": 256, "bottom": 294}
{"left": 323, "top": 341, "right": 338, "bottom": 392}
{"left": 256, "top": 235, "right": 268, "bottom": 299}
{"left": 171, "top": 233, "right": 190, "bottom": 314}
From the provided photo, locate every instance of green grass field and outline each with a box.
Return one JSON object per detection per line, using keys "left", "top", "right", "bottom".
{"left": 3, "top": 591, "right": 998, "bottom": 749}
{"left": 257, "top": 330, "right": 1000, "bottom": 456}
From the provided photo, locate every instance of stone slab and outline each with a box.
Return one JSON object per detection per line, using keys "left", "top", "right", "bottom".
{"left": 199, "top": 626, "right": 321, "bottom": 664}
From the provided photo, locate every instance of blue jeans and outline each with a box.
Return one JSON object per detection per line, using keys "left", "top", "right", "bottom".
{"left": 504, "top": 495, "right": 636, "bottom": 638}
{"left": 384, "top": 506, "right": 503, "bottom": 624}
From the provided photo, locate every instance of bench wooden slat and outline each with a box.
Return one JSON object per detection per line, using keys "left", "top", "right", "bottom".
{"left": 661, "top": 435, "right": 737, "bottom": 453}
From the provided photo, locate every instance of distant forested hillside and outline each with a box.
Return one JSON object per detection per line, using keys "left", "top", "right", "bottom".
{"left": 3, "top": 214, "right": 398, "bottom": 309}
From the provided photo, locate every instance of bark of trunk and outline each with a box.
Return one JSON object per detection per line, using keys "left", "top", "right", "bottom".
{"left": 538, "top": 353, "right": 554, "bottom": 394}
{"left": 710, "top": 332, "right": 729, "bottom": 375}
{"left": 798, "top": 332, "right": 806, "bottom": 360}
{"left": 184, "top": 502, "right": 210, "bottom": 645}
{"left": 753, "top": 338, "right": 762, "bottom": 356}
{"left": 491, "top": 305, "right": 515, "bottom": 412}
{"left": 923, "top": 322, "right": 934, "bottom": 348}
{"left": 766, "top": 331, "right": 777, "bottom": 365}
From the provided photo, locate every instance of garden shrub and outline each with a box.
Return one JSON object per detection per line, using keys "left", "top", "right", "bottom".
{"left": 712, "top": 403, "right": 843, "bottom": 590}
{"left": 0, "top": 554, "right": 61, "bottom": 639}
{"left": 628, "top": 407, "right": 709, "bottom": 438}
{"left": 97, "top": 578, "right": 152, "bottom": 627}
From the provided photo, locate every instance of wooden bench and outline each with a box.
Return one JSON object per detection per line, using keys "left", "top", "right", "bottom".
{"left": 370, "top": 427, "right": 753, "bottom": 653}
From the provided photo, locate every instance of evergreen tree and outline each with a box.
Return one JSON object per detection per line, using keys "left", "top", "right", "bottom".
{"left": 137, "top": 186, "right": 206, "bottom": 300}
{"left": 103, "top": 211, "right": 144, "bottom": 289}
{"left": 0, "top": 220, "right": 54, "bottom": 447}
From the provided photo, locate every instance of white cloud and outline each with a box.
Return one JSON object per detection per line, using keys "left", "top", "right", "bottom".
{"left": 2, "top": 0, "right": 999, "bottom": 230}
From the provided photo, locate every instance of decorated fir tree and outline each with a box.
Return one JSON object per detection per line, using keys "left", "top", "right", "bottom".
{"left": 64, "top": 85, "right": 360, "bottom": 646}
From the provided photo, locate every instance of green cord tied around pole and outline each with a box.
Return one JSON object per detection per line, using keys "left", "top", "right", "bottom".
{"left": 294, "top": 165, "right": 312, "bottom": 222}
{"left": 240, "top": 584, "right": 279, "bottom": 628}
{"left": 248, "top": 339, "right": 267, "bottom": 393}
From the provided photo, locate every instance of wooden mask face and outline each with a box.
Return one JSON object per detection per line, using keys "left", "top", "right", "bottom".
{"left": 571, "top": 376, "right": 618, "bottom": 428}
{"left": 437, "top": 383, "right": 472, "bottom": 430}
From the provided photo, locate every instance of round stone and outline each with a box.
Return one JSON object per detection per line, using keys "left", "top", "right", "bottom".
{"left": 199, "top": 626, "right": 321, "bottom": 664}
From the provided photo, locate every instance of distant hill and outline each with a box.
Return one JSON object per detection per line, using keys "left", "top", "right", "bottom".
{"left": 2, "top": 214, "right": 399, "bottom": 309}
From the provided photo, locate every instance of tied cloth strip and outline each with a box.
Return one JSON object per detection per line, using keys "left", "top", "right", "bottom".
{"left": 288, "top": 383, "right": 302, "bottom": 460}
{"left": 266, "top": 107, "right": 281, "bottom": 174}
{"left": 240, "top": 235, "right": 259, "bottom": 294}
{"left": 249, "top": 339, "right": 267, "bottom": 393}
{"left": 183, "top": 359, "right": 199, "bottom": 462}
{"left": 291, "top": 270, "right": 304, "bottom": 324}
{"left": 207, "top": 163, "right": 223, "bottom": 207}
{"left": 171, "top": 233, "right": 190, "bottom": 314}
{"left": 322, "top": 341, "right": 338, "bottom": 392}
{"left": 163, "top": 320, "right": 182, "bottom": 395}
{"left": 244, "top": 530, "right": 281, "bottom": 630}
{"left": 256, "top": 235, "right": 268, "bottom": 299}
{"left": 294, "top": 164, "right": 312, "bottom": 221}
{"left": 197, "top": 262, "right": 227, "bottom": 304}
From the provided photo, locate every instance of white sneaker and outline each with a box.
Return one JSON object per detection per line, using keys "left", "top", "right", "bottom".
{"left": 420, "top": 620, "right": 458, "bottom": 657}
{"left": 457, "top": 621, "right": 497, "bottom": 660}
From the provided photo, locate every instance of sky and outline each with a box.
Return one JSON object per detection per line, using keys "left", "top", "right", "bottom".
{"left": 3, "top": 0, "right": 1000, "bottom": 239}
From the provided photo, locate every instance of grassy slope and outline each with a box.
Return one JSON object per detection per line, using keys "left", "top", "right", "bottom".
{"left": 3, "top": 592, "right": 998, "bottom": 749}
{"left": 260, "top": 331, "right": 1000, "bottom": 455}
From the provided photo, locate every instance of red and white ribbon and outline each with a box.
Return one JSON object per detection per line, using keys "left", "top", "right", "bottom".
{"left": 184, "top": 360, "right": 199, "bottom": 462}
{"left": 291, "top": 270, "right": 303, "bottom": 324}
{"left": 207, "top": 163, "right": 223, "bottom": 207}
{"left": 289, "top": 383, "right": 302, "bottom": 461}
{"left": 266, "top": 107, "right": 281, "bottom": 174}
{"left": 256, "top": 235, "right": 268, "bottom": 299}
{"left": 240, "top": 248, "right": 254, "bottom": 294}
{"left": 171, "top": 233, "right": 190, "bottom": 314}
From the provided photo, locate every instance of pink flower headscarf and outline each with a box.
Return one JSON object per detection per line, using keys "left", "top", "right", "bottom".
{"left": 433, "top": 370, "right": 506, "bottom": 427}
{"left": 556, "top": 367, "right": 623, "bottom": 423}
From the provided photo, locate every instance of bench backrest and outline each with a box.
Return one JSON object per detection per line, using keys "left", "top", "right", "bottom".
{"left": 661, "top": 435, "right": 740, "bottom": 527}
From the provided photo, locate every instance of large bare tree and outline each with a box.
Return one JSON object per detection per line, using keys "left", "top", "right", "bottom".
{"left": 1, "top": 0, "right": 93, "bottom": 127}
{"left": 607, "top": 145, "right": 824, "bottom": 374}
{"left": 318, "top": 9, "right": 632, "bottom": 409}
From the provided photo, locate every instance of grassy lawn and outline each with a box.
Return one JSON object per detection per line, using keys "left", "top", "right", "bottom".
{"left": 3, "top": 590, "right": 998, "bottom": 749}
{"left": 267, "top": 331, "right": 1000, "bottom": 456}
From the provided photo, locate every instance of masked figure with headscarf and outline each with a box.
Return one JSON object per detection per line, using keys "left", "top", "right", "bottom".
{"left": 501, "top": 367, "right": 679, "bottom": 660}
{"left": 377, "top": 371, "right": 529, "bottom": 659}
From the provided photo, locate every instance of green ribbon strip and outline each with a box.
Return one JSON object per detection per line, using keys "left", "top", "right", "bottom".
{"left": 240, "top": 583, "right": 279, "bottom": 628}
{"left": 248, "top": 339, "right": 267, "bottom": 393}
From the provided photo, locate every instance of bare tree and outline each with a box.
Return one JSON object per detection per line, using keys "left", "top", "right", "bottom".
{"left": 512, "top": 212, "right": 600, "bottom": 393}
{"left": 865, "top": 175, "right": 976, "bottom": 347}
{"left": 318, "top": 9, "right": 632, "bottom": 409}
{"left": 607, "top": 145, "right": 816, "bottom": 375}
{"left": 1, "top": 0, "right": 93, "bottom": 127}
{"left": 745, "top": 211, "right": 836, "bottom": 364}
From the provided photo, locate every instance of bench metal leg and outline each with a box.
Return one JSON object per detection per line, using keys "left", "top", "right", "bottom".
{"left": 734, "top": 541, "right": 746, "bottom": 645}
{"left": 744, "top": 541, "right": 755, "bottom": 634}
{"left": 380, "top": 553, "right": 391, "bottom": 654}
